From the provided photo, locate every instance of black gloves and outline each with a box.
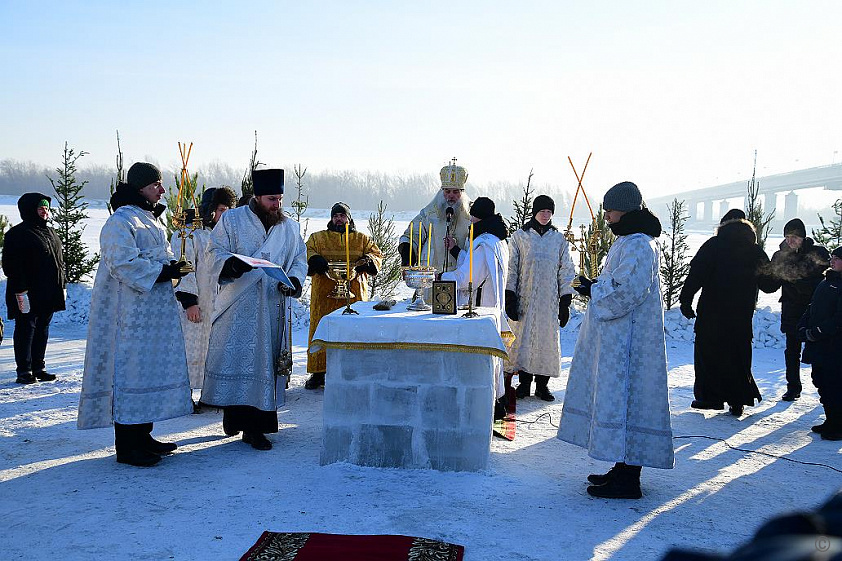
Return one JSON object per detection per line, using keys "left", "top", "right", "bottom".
{"left": 220, "top": 256, "right": 254, "bottom": 280}
{"left": 680, "top": 301, "right": 696, "bottom": 320}
{"left": 307, "top": 254, "right": 330, "bottom": 276}
{"left": 175, "top": 291, "right": 198, "bottom": 310}
{"left": 354, "top": 256, "right": 378, "bottom": 276}
{"left": 573, "top": 276, "right": 594, "bottom": 298}
{"left": 156, "top": 261, "right": 189, "bottom": 283}
{"left": 398, "top": 242, "right": 411, "bottom": 267}
{"left": 558, "top": 293, "right": 572, "bottom": 328}
{"left": 278, "top": 276, "right": 303, "bottom": 298}
{"left": 505, "top": 290, "right": 519, "bottom": 321}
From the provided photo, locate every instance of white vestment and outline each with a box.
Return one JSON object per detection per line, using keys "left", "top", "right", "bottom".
{"left": 201, "top": 206, "right": 307, "bottom": 412}
{"left": 170, "top": 228, "right": 216, "bottom": 389}
{"left": 505, "top": 227, "right": 576, "bottom": 377}
{"left": 441, "top": 232, "right": 510, "bottom": 398}
{"left": 557, "top": 233, "right": 674, "bottom": 469}
{"left": 78, "top": 205, "right": 192, "bottom": 429}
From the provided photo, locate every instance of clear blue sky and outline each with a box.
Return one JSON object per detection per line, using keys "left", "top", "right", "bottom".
{"left": 1, "top": 1, "right": 840, "bottom": 198}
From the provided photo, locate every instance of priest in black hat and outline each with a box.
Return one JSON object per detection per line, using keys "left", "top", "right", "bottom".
{"left": 201, "top": 168, "right": 308, "bottom": 451}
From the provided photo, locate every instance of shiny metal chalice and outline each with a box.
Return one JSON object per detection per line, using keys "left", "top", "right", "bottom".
{"left": 403, "top": 266, "right": 437, "bottom": 311}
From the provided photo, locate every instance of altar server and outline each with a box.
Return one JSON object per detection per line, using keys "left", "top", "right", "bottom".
{"left": 78, "top": 162, "right": 192, "bottom": 467}
{"left": 558, "top": 181, "right": 673, "bottom": 499}
{"left": 201, "top": 168, "right": 307, "bottom": 451}
{"left": 505, "top": 195, "right": 576, "bottom": 401}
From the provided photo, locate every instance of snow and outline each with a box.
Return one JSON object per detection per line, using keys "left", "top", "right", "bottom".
{"left": 0, "top": 196, "right": 839, "bottom": 560}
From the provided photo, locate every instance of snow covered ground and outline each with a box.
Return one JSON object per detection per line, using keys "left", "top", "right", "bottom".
{"left": 0, "top": 196, "right": 839, "bottom": 560}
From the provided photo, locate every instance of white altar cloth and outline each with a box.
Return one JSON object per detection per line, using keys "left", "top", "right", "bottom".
{"left": 311, "top": 301, "right": 506, "bottom": 471}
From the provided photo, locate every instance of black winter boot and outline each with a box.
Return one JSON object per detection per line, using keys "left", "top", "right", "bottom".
{"left": 243, "top": 431, "right": 272, "bottom": 450}
{"left": 587, "top": 462, "right": 623, "bottom": 485}
{"left": 15, "top": 372, "right": 37, "bottom": 384}
{"left": 33, "top": 370, "right": 56, "bottom": 381}
{"left": 534, "top": 375, "right": 555, "bottom": 402}
{"left": 143, "top": 434, "right": 177, "bottom": 455}
{"left": 116, "top": 449, "right": 161, "bottom": 467}
{"left": 587, "top": 464, "right": 642, "bottom": 499}
{"left": 305, "top": 372, "right": 325, "bottom": 390}
{"left": 515, "top": 372, "right": 533, "bottom": 399}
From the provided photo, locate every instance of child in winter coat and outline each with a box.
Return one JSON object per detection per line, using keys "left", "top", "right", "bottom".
{"left": 797, "top": 246, "right": 842, "bottom": 441}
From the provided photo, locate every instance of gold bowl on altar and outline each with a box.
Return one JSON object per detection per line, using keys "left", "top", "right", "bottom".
{"left": 403, "top": 266, "right": 437, "bottom": 311}
{"left": 326, "top": 261, "right": 357, "bottom": 299}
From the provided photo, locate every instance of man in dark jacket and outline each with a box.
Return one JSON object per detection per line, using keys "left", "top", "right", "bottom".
{"left": 2, "top": 193, "right": 66, "bottom": 384}
{"left": 679, "top": 210, "right": 777, "bottom": 416}
{"left": 767, "top": 218, "right": 829, "bottom": 401}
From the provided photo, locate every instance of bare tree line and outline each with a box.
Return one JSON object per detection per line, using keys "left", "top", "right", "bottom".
{"left": 0, "top": 158, "right": 575, "bottom": 216}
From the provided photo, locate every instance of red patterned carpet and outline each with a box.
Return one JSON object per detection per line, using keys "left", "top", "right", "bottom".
{"left": 240, "top": 532, "right": 464, "bottom": 560}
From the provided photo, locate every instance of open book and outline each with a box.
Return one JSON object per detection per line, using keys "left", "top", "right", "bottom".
{"left": 231, "top": 253, "right": 294, "bottom": 289}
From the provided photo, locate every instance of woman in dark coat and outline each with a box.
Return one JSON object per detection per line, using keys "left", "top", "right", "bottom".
{"left": 797, "top": 246, "right": 842, "bottom": 441}
{"left": 679, "top": 212, "right": 777, "bottom": 416}
{"left": 2, "top": 193, "right": 66, "bottom": 384}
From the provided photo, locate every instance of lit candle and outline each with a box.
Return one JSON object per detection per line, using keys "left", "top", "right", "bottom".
{"left": 469, "top": 223, "right": 474, "bottom": 284}
{"left": 427, "top": 222, "right": 432, "bottom": 268}
{"left": 418, "top": 221, "right": 422, "bottom": 267}
{"left": 409, "top": 221, "right": 413, "bottom": 267}
{"left": 345, "top": 221, "right": 350, "bottom": 281}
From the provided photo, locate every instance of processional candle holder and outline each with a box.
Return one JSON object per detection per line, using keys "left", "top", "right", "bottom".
{"left": 564, "top": 152, "right": 603, "bottom": 289}
{"left": 326, "top": 261, "right": 359, "bottom": 315}
{"left": 403, "top": 266, "right": 437, "bottom": 311}
{"left": 172, "top": 141, "right": 200, "bottom": 276}
{"left": 461, "top": 281, "right": 479, "bottom": 318}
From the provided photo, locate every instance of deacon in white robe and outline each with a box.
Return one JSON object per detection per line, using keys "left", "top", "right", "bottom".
{"left": 201, "top": 168, "right": 307, "bottom": 451}
{"left": 441, "top": 197, "right": 511, "bottom": 404}
{"left": 170, "top": 186, "right": 237, "bottom": 392}
{"left": 558, "top": 182, "right": 673, "bottom": 500}
{"left": 78, "top": 162, "right": 192, "bottom": 468}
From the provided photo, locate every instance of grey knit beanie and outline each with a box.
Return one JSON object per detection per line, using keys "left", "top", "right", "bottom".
{"left": 602, "top": 181, "right": 642, "bottom": 212}
{"left": 126, "top": 162, "right": 162, "bottom": 189}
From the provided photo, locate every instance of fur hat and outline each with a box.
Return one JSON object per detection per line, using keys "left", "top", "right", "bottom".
{"left": 126, "top": 162, "right": 162, "bottom": 190}
{"left": 784, "top": 218, "right": 807, "bottom": 238}
{"left": 252, "top": 168, "right": 284, "bottom": 196}
{"left": 602, "top": 181, "right": 642, "bottom": 212}
{"left": 331, "top": 202, "right": 351, "bottom": 217}
{"left": 470, "top": 197, "right": 495, "bottom": 220}
{"left": 720, "top": 209, "right": 746, "bottom": 223}
{"left": 531, "top": 195, "right": 555, "bottom": 216}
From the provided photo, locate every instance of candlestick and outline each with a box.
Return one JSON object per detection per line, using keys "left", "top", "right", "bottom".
{"left": 409, "top": 221, "right": 413, "bottom": 267}
{"left": 469, "top": 223, "right": 474, "bottom": 284}
{"left": 427, "top": 222, "right": 432, "bottom": 267}
{"left": 418, "top": 221, "right": 422, "bottom": 267}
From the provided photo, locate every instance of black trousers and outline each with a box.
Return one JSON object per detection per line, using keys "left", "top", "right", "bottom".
{"left": 13, "top": 311, "right": 53, "bottom": 374}
{"left": 223, "top": 405, "right": 278, "bottom": 434}
{"left": 783, "top": 329, "right": 803, "bottom": 393}
{"left": 812, "top": 364, "right": 842, "bottom": 426}
{"left": 518, "top": 372, "right": 550, "bottom": 389}
{"left": 114, "top": 422, "right": 153, "bottom": 454}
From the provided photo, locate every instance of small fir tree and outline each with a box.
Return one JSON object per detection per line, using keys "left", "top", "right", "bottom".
{"left": 658, "top": 198, "right": 691, "bottom": 309}
{"left": 48, "top": 142, "right": 99, "bottom": 283}
{"left": 506, "top": 169, "right": 535, "bottom": 233}
{"left": 0, "top": 214, "right": 9, "bottom": 248}
{"left": 241, "top": 130, "right": 262, "bottom": 198}
{"left": 367, "top": 200, "right": 403, "bottom": 299}
{"left": 813, "top": 199, "right": 842, "bottom": 248}
{"left": 287, "top": 164, "right": 310, "bottom": 239}
{"left": 745, "top": 151, "right": 774, "bottom": 248}
{"left": 106, "top": 130, "right": 124, "bottom": 215}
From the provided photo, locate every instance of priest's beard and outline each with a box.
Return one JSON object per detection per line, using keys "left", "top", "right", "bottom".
{"left": 252, "top": 199, "right": 285, "bottom": 230}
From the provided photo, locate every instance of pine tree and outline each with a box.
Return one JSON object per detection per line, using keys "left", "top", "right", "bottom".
{"left": 745, "top": 151, "right": 774, "bottom": 249}
{"left": 106, "top": 130, "right": 124, "bottom": 215}
{"left": 287, "top": 164, "right": 310, "bottom": 239}
{"left": 581, "top": 206, "right": 615, "bottom": 278}
{"left": 506, "top": 169, "right": 534, "bottom": 233}
{"left": 813, "top": 199, "right": 842, "bottom": 248}
{"left": 658, "top": 198, "right": 691, "bottom": 309}
{"left": 48, "top": 142, "right": 99, "bottom": 283}
{"left": 367, "top": 200, "right": 403, "bottom": 299}
{"left": 241, "top": 130, "right": 262, "bottom": 197}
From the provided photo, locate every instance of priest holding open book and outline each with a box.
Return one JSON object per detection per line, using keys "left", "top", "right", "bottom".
{"left": 201, "top": 167, "right": 307, "bottom": 451}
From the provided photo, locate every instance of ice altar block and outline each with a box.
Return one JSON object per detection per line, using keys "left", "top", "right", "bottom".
{"left": 310, "top": 301, "right": 507, "bottom": 471}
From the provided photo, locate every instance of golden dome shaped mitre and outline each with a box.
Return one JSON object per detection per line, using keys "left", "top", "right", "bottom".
{"left": 439, "top": 159, "right": 468, "bottom": 190}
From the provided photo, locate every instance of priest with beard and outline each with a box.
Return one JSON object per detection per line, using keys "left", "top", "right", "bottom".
{"left": 398, "top": 159, "right": 472, "bottom": 275}
{"left": 201, "top": 168, "right": 307, "bottom": 451}
{"left": 304, "top": 202, "right": 382, "bottom": 390}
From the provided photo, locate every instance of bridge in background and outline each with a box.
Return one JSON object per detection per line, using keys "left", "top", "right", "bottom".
{"left": 646, "top": 163, "right": 842, "bottom": 224}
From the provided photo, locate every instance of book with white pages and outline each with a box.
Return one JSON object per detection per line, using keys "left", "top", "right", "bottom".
{"left": 230, "top": 253, "right": 294, "bottom": 289}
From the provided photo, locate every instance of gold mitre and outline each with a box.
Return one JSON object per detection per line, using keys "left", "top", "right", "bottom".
{"left": 440, "top": 158, "right": 468, "bottom": 190}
